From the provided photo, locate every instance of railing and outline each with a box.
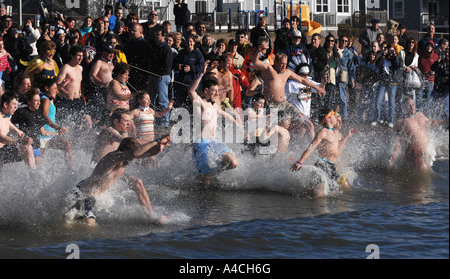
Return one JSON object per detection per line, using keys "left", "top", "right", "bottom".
{"left": 311, "top": 13, "right": 337, "bottom": 27}
{"left": 421, "top": 12, "right": 449, "bottom": 28}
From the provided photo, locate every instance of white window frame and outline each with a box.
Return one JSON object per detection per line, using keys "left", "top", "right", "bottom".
{"left": 316, "top": 0, "right": 329, "bottom": 13}
{"left": 255, "top": 0, "right": 262, "bottom": 11}
{"left": 393, "top": 0, "right": 405, "bottom": 18}
{"left": 336, "top": 0, "right": 350, "bottom": 14}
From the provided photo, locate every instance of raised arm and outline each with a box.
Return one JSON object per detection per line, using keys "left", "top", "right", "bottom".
{"left": 189, "top": 60, "right": 210, "bottom": 102}
{"left": 251, "top": 51, "right": 270, "bottom": 72}
{"left": 289, "top": 71, "right": 326, "bottom": 96}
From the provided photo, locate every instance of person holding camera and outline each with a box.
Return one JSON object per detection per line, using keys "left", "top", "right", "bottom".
{"left": 371, "top": 44, "right": 404, "bottom": 127}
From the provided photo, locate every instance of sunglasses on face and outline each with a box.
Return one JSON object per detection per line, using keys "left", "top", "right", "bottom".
{"left": 46, "top": 49, "right": 56, "bottom": 54}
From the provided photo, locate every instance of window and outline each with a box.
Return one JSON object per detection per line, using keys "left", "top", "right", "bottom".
{"left": 337, "top": 0, "right": 349, "bottom": 13}
{"left": 255, "top": 0, "right": 261, "bottom": 11}
{"left": 195, "top": 1, "right": 207, "bottom": 13}
{"left": 393, "top": 0, "right": 404, "bottom": 18}
{"left": 316, "top": 0, "right": 329, "bottom": 13}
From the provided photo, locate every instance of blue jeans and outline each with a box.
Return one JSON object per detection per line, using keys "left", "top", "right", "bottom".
{"left": 375, "top": 85, "right": 397, "bottom": 124}
{"left": 416, "top": 80, "right": 433, "bottom": 111}
{"left": 148, "top": 75, "right": 171, "bottom": 127}
{"left": 338, "top": 82, "right": 348, "bottom": 120}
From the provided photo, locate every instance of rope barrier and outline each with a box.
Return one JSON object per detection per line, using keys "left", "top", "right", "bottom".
{"left": 128, "top": 64, "right": 190, "bottom": 88}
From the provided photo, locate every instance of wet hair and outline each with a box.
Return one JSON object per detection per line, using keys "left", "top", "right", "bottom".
{"left": 0, "top": 91, "right": 18, "bottom": 107}
{"left": 23, "top": 88, "right": 40, "bottom": 103}
{"left": 118, "top": 137, "right": 141, "bottom": 152}
{"left": 40, "top": 78, "right": 57, "bottom": 93}
{"left": 111, "top": 108, "right": 129, "bottom": 123}
{"left": 112, "top": 62, "right": 130, "bottom": 79}
{"left": 201, "top": 75, "right": 219, "bottom": 90}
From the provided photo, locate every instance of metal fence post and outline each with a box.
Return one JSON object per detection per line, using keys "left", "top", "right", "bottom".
{"left": 228, "top": 8, "right": 232, "bottom": 32}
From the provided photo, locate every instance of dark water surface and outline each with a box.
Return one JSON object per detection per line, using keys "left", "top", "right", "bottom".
{"left": 0, "top": 128, "right": 448, "bottom": 260}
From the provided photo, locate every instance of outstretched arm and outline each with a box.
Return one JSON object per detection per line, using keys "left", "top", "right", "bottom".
{"left": 289, "top": 71, "right": 326, "bottom": 96}
{"left": 290, "top": 129, "right": 325, "bottom": 171}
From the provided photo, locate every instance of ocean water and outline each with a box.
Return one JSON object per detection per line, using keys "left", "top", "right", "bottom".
{"left": 0, "top": 125, "right": 448, "bottom": 260}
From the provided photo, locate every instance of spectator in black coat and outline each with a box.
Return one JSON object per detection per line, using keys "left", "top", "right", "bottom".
{"left": 173, "top": 0, "right": 190, "bottom": 33}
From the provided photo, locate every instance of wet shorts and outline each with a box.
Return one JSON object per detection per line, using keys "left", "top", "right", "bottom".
{"left": 192, "top": 138, "right": 232, "bottom": 174}
{"left": 65, "top": 180, "right": 96, "bottom": 221}
{"left": 315, "top": 158, "right": 339, "bottom": 181}
{"left": 0, "top": 144, "right": 23, "bottom": 164}
{"left": 33, "top": 148, "right": 41, "bottom": 158}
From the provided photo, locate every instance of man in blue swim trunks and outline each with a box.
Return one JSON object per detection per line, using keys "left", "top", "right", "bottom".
{"left": 290, "top": 108, "right": 357, "bottom": 197}
{"left": 188, "top": 60, "right": 240, "bottom": 187}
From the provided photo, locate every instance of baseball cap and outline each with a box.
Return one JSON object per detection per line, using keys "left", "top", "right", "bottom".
{"left": 291, "top": 29, "right": 302, "bottom": 38}
{"left": 102, "top": 43, "right": 115, "bottom": 53}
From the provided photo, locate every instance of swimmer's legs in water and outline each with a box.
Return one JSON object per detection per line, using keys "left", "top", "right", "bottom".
{"left": 307, "top": 177, "right": 351, "bottom": 198}
{"left": 127, "top": 176, "right": 167, "bottom": 223}
{"left": 196, "top": 152, "right": 239, "bottom": 188}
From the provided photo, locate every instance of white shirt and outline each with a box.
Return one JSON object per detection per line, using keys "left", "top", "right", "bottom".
{"left": 285, "top": 78, "right": 321, "bottom": 118}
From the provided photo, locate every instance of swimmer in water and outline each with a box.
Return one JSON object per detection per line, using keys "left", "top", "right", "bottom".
{"left": 388, "top": 96, "right": 449, "bottom": 170}
{"left": 65, "top": 135, "right": 171, "bottom": 227}
{"left": 290, "top": 108, "right": 357, "bottom": 197}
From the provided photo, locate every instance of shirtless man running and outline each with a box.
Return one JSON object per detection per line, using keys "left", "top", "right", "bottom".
{"left": 252, "top": 50, "right": 325, "bottom": 140}
{"left": 388, "top": 96, "right": 449, "bottom": 170}
{"left": 290, "top": 108, "right": 357, "bottom": 197}
{"left": 91, "top": 108, "right": 131, "bottom": 164}
{"left": 189, "top": 61, "right": 240, "bottom": 186}
{"left": 64, "top": 135, "right": 171, "bottom": 227}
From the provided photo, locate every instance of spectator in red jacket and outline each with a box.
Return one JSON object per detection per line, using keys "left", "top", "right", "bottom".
{"left": 418, "top": 40, "right": 439, "bottom": 111}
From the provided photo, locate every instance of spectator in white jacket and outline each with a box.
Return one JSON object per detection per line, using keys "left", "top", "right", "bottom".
{"left": 23, "top": 17, "right": 41, "bottom": 58}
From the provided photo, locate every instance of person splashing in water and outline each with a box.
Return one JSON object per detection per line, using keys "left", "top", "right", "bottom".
{"left": 290, "top": 108, "right": 357, "bottom": 197}
{"left": 388, "top": 96, "right": 449, "bottom": 171}
{"left": 64, "top": 135, "right": 171, "bottom": 227}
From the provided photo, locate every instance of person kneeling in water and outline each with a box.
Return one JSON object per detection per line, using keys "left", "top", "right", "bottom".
{"left": 64, "top": 135, "right": 171, "bottom": 227}
{"left": 290, "top": 108, "right": 357, "bottom": 197}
